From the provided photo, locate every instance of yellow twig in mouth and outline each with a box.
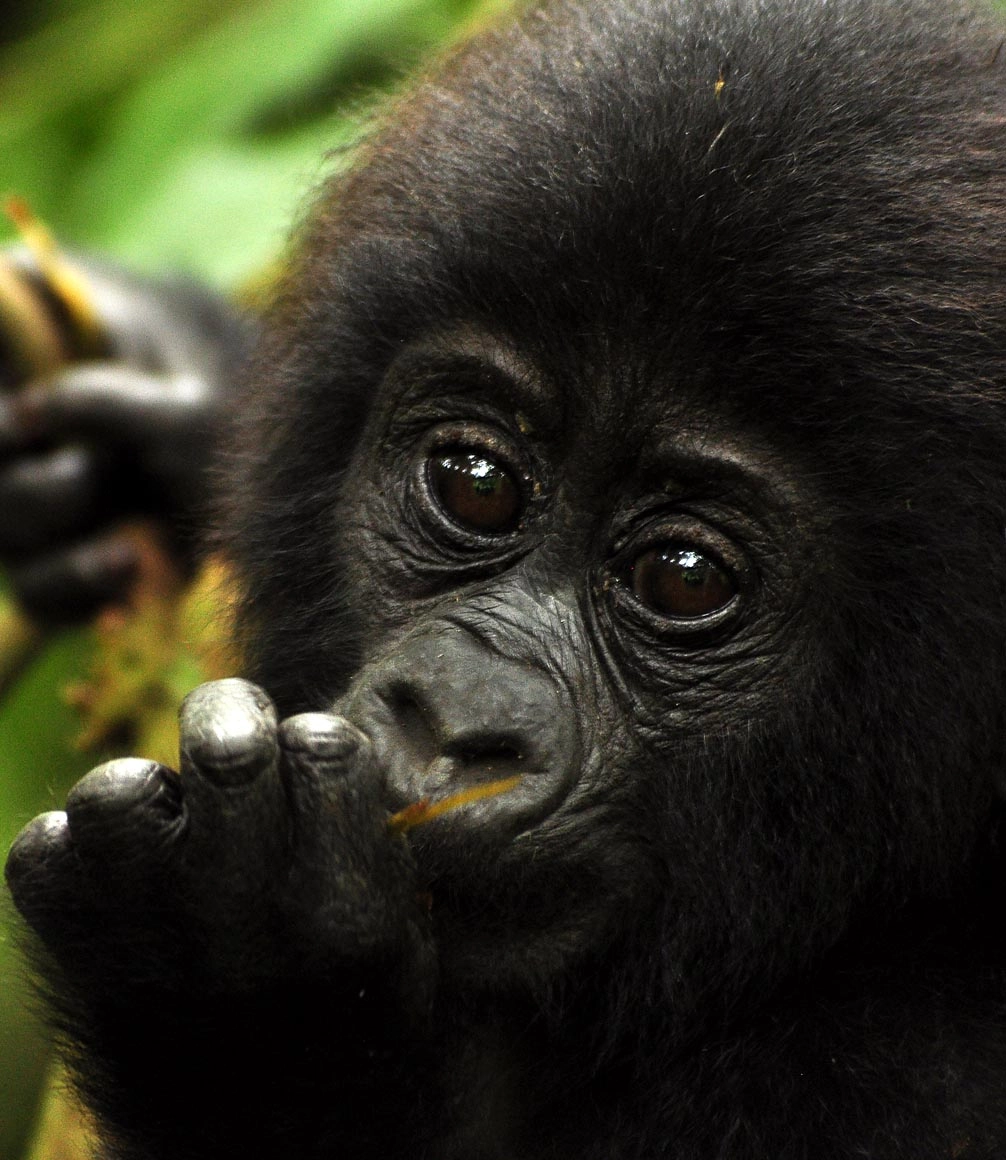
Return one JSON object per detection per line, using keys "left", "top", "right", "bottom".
{"left": 387, "top": 775, "right": 522, "bottom": 836}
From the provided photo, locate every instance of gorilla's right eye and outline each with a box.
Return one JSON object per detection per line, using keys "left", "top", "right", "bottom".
{"left": 428, "top": 451, "right": 521, "bottom": 534}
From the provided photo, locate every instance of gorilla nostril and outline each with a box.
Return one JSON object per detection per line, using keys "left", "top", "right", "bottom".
{"left": 387, "top": 686, "right": 529, "bottom": 785}
{"left": 444, "top": 736, "right": 525, "bottom": 775}
{"left": 380, "top": 683, "right": 439, "bottom": 766}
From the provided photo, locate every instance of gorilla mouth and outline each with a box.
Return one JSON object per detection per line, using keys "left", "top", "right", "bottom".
{"left": 386, "top": 773, "right": 525, "bottom": 836}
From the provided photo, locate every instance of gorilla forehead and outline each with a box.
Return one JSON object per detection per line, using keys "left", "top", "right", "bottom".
{"left": 279, "top": 0, "right": 1006, "bottom": 444}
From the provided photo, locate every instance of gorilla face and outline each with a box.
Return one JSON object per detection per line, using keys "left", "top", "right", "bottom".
{"left": 322, "top": 330, "right": 814, "bottom": 993}
{"left": 232, "top": 302, "right": 1002, "bottom": 1015}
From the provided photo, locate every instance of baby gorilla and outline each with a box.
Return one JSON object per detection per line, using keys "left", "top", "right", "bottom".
{"left": 8, "top": 0, "right": 1006, "bottom": 1157}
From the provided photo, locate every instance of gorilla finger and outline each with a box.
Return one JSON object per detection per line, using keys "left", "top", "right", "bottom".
{"left": 17, "top": 365, "right": 212, "bottom": 445}
{"left": 181, "top": 679, "right": 280, "bottom": 788}
{"left": 66, "top": 759, "right": 185, "bottom": 873}
{"left": 0, "top": 445, "right": 107, "bottom": 555}
{"left": 8, "top": 533, "right": 138, "bottom": 624}
{"left": 279, "top": 713, "right": 377, "bottom": 851}
{"left": 177, "top": 680, "right": 287, "bottom": 888}
{"left": 5, "top": 811, "right": 77, "bottom": 933}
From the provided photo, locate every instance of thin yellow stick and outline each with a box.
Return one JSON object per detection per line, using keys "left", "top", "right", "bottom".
{"left": 387, "top": 775, "right": 522, "bottom": 836}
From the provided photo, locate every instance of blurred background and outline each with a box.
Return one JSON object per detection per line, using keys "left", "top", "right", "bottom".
{"left": 0, "top": 0, "right": 504, "bottom": 1155}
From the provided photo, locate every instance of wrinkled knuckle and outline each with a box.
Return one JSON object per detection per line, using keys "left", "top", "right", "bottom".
{"left": 180, "top": 678, "right": 279, "bottom": 785}
{"left": 67, "top": 758, "right": 168, "bottom": 815}
{"left": 66, "top": 758, "right": 183, "bottom": 850}
{"left": 279, "top": 712, "right": 368, "bottom": 761}
{"left": 5, "top": 810, "right": 69, "bottom": 892}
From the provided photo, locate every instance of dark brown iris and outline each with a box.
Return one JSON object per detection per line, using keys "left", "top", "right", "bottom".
{"left": 429, "top": 451, "right": 521, "bottom": 534}
{"left": 631, "top": 545, "right": 735, "bottom": 619}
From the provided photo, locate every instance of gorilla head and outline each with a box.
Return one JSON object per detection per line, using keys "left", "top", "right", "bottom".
{"left": 228, "top": 0, "right": 1006, "bottom": 1014}
{"left": 7, "top": 1, "right": 1006, "bottom": 1157}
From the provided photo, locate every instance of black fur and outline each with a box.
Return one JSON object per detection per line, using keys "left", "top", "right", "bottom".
{"left": 9, "top": 0, "right": 1006, "bottom": 1156}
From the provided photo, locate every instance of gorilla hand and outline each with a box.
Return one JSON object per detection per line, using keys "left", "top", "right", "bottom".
{"left": 4, "top": 679, "right": 435, "bottom": 1157}
{"left": 0, "top": 252, "right": 251, "bottom": 624}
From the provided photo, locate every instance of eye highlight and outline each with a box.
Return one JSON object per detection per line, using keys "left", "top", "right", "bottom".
{"left": 630, "top": 545, "right": 736, "bottom": 619}
{"left": 428, "top": 451, "right": 521, "bottom": 534}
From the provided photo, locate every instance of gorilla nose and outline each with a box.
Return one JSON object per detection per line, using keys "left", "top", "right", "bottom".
{"left": 340, "top": 627, "right": 579, "bottom": 832}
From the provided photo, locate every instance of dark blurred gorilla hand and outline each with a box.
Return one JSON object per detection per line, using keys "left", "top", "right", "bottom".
{"left": 0, "top": 251, "right": 250, "bottom": 623}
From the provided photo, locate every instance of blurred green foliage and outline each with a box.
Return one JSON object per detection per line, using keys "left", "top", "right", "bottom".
{"left": 0, "top": 0, "right": 501, "bottom": 1155}
{"left": 0, "top": 0, "right": 500, "bottom": 287}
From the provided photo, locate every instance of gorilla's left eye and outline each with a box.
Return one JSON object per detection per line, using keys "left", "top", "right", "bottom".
{"left": 630, "top": 545, "right": 736, "bottom": 619}
{"left": 428, "top": 451, "right": 521, "bottom": 534}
